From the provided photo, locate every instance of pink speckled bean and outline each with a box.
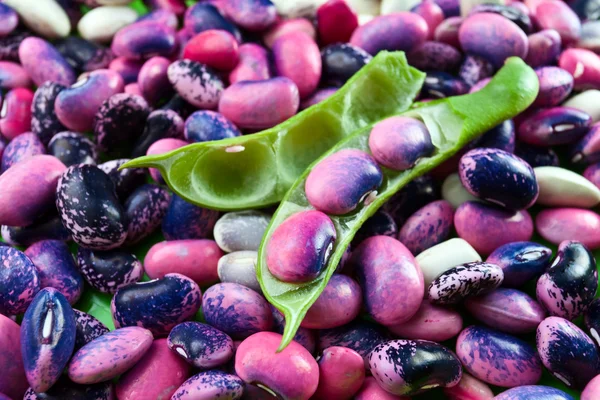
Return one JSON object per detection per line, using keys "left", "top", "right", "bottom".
{"left": 399, "top": 200, "right": 454, "bottom": 255}
{"left": 228, "top": 43, "right": 271, "bottom": 84}
{"left": 387, "top": 300, "right": 463, "bottom": 342}
{"left": 0, "top": 87, "right": 33, "bottom": 140}
{"left": 313, "top": 346, "right": 365, "bottom": 400}
{"left": 146, "top": 138, "right": 188, "bottom": 183}
{"left": 263, "top": 18, "right": 316, "bottom": 48}
{"left": 536, "top": 208, "right": 600, "bottom": 250}
{"left": 0, "top": 61, "right": 31, "bottom": 89}
{"left": 559, "top": 48, "right": 600, "bottom": 91}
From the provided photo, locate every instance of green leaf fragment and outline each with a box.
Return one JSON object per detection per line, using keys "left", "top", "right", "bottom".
{"left": 257, "top": 57, "right": 540, "bottom": 351}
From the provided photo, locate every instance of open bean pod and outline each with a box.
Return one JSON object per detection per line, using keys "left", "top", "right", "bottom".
{"left": 120, "top": 51, "right": 425, "bottom": 210}
{"left": 258, "top": 57, "right": 539, "bottom": 351}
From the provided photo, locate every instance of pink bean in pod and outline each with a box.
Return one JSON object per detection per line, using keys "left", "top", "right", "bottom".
{"left": 235, "top": 332, "right": 319, "bottom": 400}
{"left": 137, "top": 56, "right": 172, "bottom": 106}
{"left": 55, "top": 70, "right": 124, "bottom": 132}
{"left": 387, "top": 300, "right": 463, "bottom": 342}
{"left": 313, "top": 346, "right": 365, "bottom": 400}
{"left": 145, "top": 239, "right": 223, "bottom": 286}
{"left": 0, "top": 61, "right": 31, "bottom": 89}
{"left": 263, "top": 18, "right": 316, "bottom": 48}
{"left": 229, "top": 43, "right": 271, "bottom": 84}
{"left": 146, "top": 138, "right": 188, "bottom": 183}
{"left": 18, "top": 37, "right": 75, "bottom": 87}
{"left": 0, "top": 87, "right": 33, "bottom": 140}
{"left": 412, "top": 0, "right": 444, "bottom": 40}
{"left": 536, "top": 208, "right": 600, "bottom": 249}
{"left": 218, "top": 77, "right": 299, "bottom": 130}
{"left": 355, "top": 377, "right": 411, "bottom": 400}
{"left": 434, "top": 16, "right": 462, "bottom": 49}
{"left": 272, "top": 31, "right": 321, "bottom": 99}
{"left": 350, "top": 13, "right": 429, "bottom": 56}
{"left": 454, "top": 201, "right": 534, "bottom": 255}
{"left": 183, "top": 29, "right": 240, "bottom": 71}
{"left": 534, "top": 0, "right": 581, "bottom": 45}
{"left": 526, "top": 29, "right": 562, "bottom": 68}
{"left": 317, "top": 0, "right": 358, "bottom": 46}
{"left": 582, "top": 374, "right": 600, "bottom": 400}
{"left": 559, "top": 48, "right": 600, "bottom": 91}
{"left": 116, "top": 338, "right": 190, "bottom": 400}
{"left": 444, "top": 373, "right": 494, "bottom": 400}
{"left": 0, "top": 155, "right": 66, "bottom": 226}
{"left": 0, "top": 314, "right": 28, "bottom": 399}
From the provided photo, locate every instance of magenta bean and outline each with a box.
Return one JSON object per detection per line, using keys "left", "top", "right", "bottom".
{"left": 517, "top": 107, "right": 592, "bottom": 146}
{"left": 525, "top": 29, "right": 562, "bottom": 68}
{"left": 109, "top": 57, "right": 145, "bottom": 85}
{"left": 572, "top": 123, "right": 600, "bottom": 164}
{"left": 301, "top": 87, "right": 337, "bottom": 110}
{"left": 398, "top": 200, "right": 454, "bottom": 255}
{"left": 124, "top": 83, "right": 142, "bottom": 96}
{"left": 444, "top": 373, "right": 494, "bottom": 400}
{"left": 183, "top": 29, "right": 240, "bottom": 72}
{"left": 272, "top": 31, "right": 321, "bottom": 99}
{"left": 408, "top": 41, "right": 462, "bottom": 73}
{"left": 56, "top": 70, "right": 124, "bottom": 132}
{"left": 18, "top": 37, "right": 75, "bottom": 87}
{"left": 112, "top": 21, "right": 177, "bottom": 59}
{"left": 313, "top": 346, "right": 365, "bottom": 400}
{"left": 316, "top": 0, "right": 359, "bottom": 46}
{"left": 132, "top": 109, "right": 184, "bottom": 157}
{"left": 235, "top": 332, "right": 319, "bottom": 400}
{"left": 0, "top": 4, "right": 18, "bottom": 37}
{"left": 0, "top": 61, "right": 31, "bottom": 89}
{"left": 263, "top": 17, "right": 316, "bottom": 48}
{"left": 350, "top": 13, "right": 429, "bottom": 55}
{"left": 306, "top": 149, "right": 383, "bottom": 215}
{"left": 585, "top": 162, "right": 600, "bottom": 189}
{"left": 459, "top": 13, "right": 527, "bottom": 68}
{"left": 583, "top": 375, "right": 600, "bottom": 400}
{"left": 137, "top": 56, "right": 172, "bottom": 106}
{"left": 0, "top": 155, "right": 66, "bottom": 227}
{"left": 533, "top": 67, "right": 574, "bottom": 108}
{"left": 428, "top": 262, "right": 504, "bottom": 305}
{"left": 434, "top": 16, "right": 462, "bottom": 48}
{"left": 534, "top": 0, "right": 581, "bottom": 45}
{"left": 352, "top": 236, "right": 424, "bottom": 326}
{"left": 455, "top": 201, "right": 534, "bottom": 255}
{"left": 355, "top": 377, "right": 406, "bottom": 400}
{"left": 229, "top": 43, "right": 271, "bottom": 84}
{"left": 167, "top": 322, "right": 233, "bottom": 369}
{"left": 0, "top": 246, "right": 40, "bottom": 315}
{"left": 0, "top": 87, "right": 34, "bottom": 140}
{"left": 301, "top": 274, "right": 361, "bottom": 329}
{"left": 222, "top": 0, "right": 276, "bottom": 31}
{"left": 146, "top": 138, "right": 188, "bottom": 183}
{"left": 387, "top": 300, "right": 463, "bottom": 342}
{"left": 31, "top": 82, "right": 67, "bottom": 145}
{"left": 94, "top": 93, "right": 150, "bottom": 152}
{"left": 137, "top": 9, "right": 179, "bottom": 30}
{"left": 0, "top": 314, "right": 28, "bottom": 399}
{"left": 559, "top": 48, "right": 600, "bottom": 91}
{"left": 1, "top": 132, "right": 46, "bottom": 173}
{"left": 412, "top": 0, "right": 445, "bottom": 40}
{"left": 536, "top": 208, "right": 600, "bottom": 249}
{"left": 167, "top": 59, "right": 224, "bottom": 109}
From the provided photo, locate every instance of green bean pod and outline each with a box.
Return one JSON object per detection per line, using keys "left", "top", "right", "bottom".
{"left": 257, "top": 57, "right": 540, "bottom": 351}
{"left": 120, "top": 52, "right": 425, "bottom": 210}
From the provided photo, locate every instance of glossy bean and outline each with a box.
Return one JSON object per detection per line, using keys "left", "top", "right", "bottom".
{"left": 183, "top": 3, "right": 241, "bottom": 40}
{"left": 172, "top": 370, "right": 243, "bottom": 400}
{"left": 31, "top": 82, "right": 67, "bottom": 146}
{"left": 3, "top": 0, "right": 70, "bottom": 39}
{"left": 1, "top": 133, "right": 46, "bottom": 173}
{"left": 536, "top": 208, "right": 600, "bottom": 249}
{"left": 167, "top": 321, "right": 233, "bottom": 369}
{"left": 48, "top": 132, "right": 97, "bottom": 167}
{"left": 131, "top": 109, "right": 183, "bottom": 157}
{"left": 428, "top": 262, "right": 503, "bottom": 305}
{"left": 213, "top": 211, "right": 270, "bottom": 252}
{"left": 301, "top": 274, "right": 361, "bottom": 329}
{"left": 353, "top": 209, "right": 397, "bottom": 247}
{"left": 98, "top": 158, "right": 146, "bottom": 200}
{"left": 184, "top": 110, "right": 241, "bottom": 144}
{"left": 73, "top": 310, "right": 109, "bottom": 352}
{"left": 495, "top": 386, "right": 574, "bottom": 400}
{"left": 229, "top": 43, "right": 270, "bottom": 84}
{"left": 18, "top": 37, "right": 75, "bottom": 87}
{"left": 112, "top": 21, "right": 177, "bottom": 59}
{"left": 167, "top": 59, "right": 224, "bottom": 109}
{"left": 54, "top": 37, "right": 114, "bottom": 73}
{"left": 412, "top": 0, "right": 445, "bottom": 40}
{"left": 0, "top": 314, "right": 28, "bottom": 399}
{"left": 583, "top": 375, "right": 600, "bottom": 400}
{"left": 535, "top": 166, "right": 600, "bottom": 207}
{"left": 422, "top": 71, "right": 469, "bottom": 98}
{"left": 0, "top": 30, "right": 30, "bottom": 63}
{"left": 162, "top": 194, "right": 220, "bottom": 240}
{"left": 24, "top": 240, "right": 83, "bottom": 305}
{"left": 313, "top": 346, "right": 365, "bottom": 400}
{"left": 486, "top": 241, "right": 552, "bottom": 287}
{"left": 526, "top": 29, "right": 562, "bottom": 68}
{"left": 137, "top": 56, "right": 172, "bottom": 106}
{"left": 218, "top": 251, "right": 260, "bottom": 292}
{"left": 2, "top": 215, "right": 70, "bottom": 247}
{"left": 559, "top": 48, "right": 600, "bottom": 91}
{"left": 469, "top": 119, "right": 516, "bottom": 153}
{"left": 0, "top": 87, "right": 34, "bottom": 140}
{"left": 318, "top": 320, "right": 388, "bottom": 367}
{"left": 534, "top": 67, "right": 574, "bottom": 108}
{"left": 407, "top": 41, "right": 461, "bottom": 73}
{"left": 124, "top": 184, "right": 170, "bottom": 245}
{"left": 0, "top": 246, "right": 39, "bottom": 315}
{"left": 0, "top": 61, "right": 31, "bottom": 89}
{"left": 77, "top": 248, "right": 143, "bottom": 294}
{"left": 77, "top": 6, "right": 138, "bottom": 43}
{"left": 317, "top": 0, "right": 359, "bottom": 46}
{"left": 571, "top": 124, "right": 600, "bottom": 165}
{"left": 398, "top": 200, "right": 454, "bottom": 255}
{"left": 387, "top": 300, "right": 463, "bottom": 342}
{"left": 321, "top": 43, "right": 372, "bottom": 87}
{"left": 183, "top": 30, "right": 239, "bottom": 71}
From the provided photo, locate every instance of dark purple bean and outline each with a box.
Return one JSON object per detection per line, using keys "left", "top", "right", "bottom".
{"left": 383, "top": 174, "right": 440, "bottom": 225}
{"left": 222, "top": 0, "right": 277, "bottom": 31}
{"left": 124, "top": 184, "right": 170, "bottom": 245}
{"left": 353, "top": 209, "right": 397, "bottom": 246}
{"left": 167, "top": 59, "right": 224, "bottom": 109}
{"left": 571, "top": 123, "right": 600, "bottom": 165}
{"left": 0, "top": 30, "right": 31, "bottom": 62}
{"left": 407, "top": 41, "right": 461, "bottom": 73}
{"left": 31, "top": 82, "right": 67, "bottom": 146}
{"left": 537, "top": 316, "right": 600, "bottom": 389}
{"left": 318, "top": 320, "right": 388, "bottom": 367}
{"left": 138, "top": 56, "right": 172, "bottom": 106}
{"left": 321, "top": 43, "right": 372, "bottom": 87}
{"left": 486, "top": 241, "right": 552, "bottom": 287}
{"left": 525, "top": 29, "right": 562, "bottom": 68}
{"left": 18, "top": 37, "right": 76, "bottom": 87}
{"left": 24, "top": 240, "right": 83, "bottom": 305}
{"left": 112, "top": 274, "right": 201, "bottom": 337}
{"left": 533, "top": 67, "right": 574, "bottom": 108}
{"left": 369, "top": 340, "right": 462, "bottom": 396}
{"left": 73, "top": 309, "right": 109, "bottom": 352}
{"left": 55, "top": 36, "right": 114, "bottom": 72}
{"left": 428, "top": 262, "right": 503, "bottom": 305}
{"left": 98, "top": 158, "right": 147, "bottom": 200}
{"left": 0, "top": 87, "right": 34, "bottom": 141}
{"left": 23, "top": 376, "right": 113, "bottom": 400}
{"left": 536, "top": 240, "right": 597, "bottom": 320}
{"left": 55, "top": 0, "right": 82, "bottom": 28}
{"left": 2, "top": 214, "right": 70, "bottom": 247}
{"left": 458, "top": 54, "right": 494, "bottom": 87}
{"left": 422, "top": 71, "right": 469, "bottom": 98}
{"left": 0, "top": 135, "right": 5, "bottom": 161}
{"left": 56, "top": 165, "right": 127, "bottom": 250}
{"left": 469, "top": 3, "right": 532, "bottom": 33}
{"left": 0, "top": 246, "right": 39, "bottom": 315}
{"left": 586, "top": 298, "right": 600, "bottom": 347}
{"left": 162, "top": 194, "right": 219, "bottom": 240}
{"left": 131, "top": 109, "right": 184, "bottom": 158}
{"left": 469, "top": 119, "right": 515, "bottom": 153}
{"left": 77, "top": 248, "right": 143, "bottom": 294}
{"left": 184, "top": 110, "right": 241, "bottom": 143}
{"left": 21, "top": 288, "right": 76, "bottom": 393}
{"left": 161, "top": 93, "right": 196, "bottom": 120}
{"left": 167, "top": 321, "right": 234, "bottom": 368}
{"left": 398, "top": 199, "right": 454, "bottom": 255}
{"left": 433, "top": 0, "right": 459, "bottom": 16}
{"left": 515, "top": 142, "right": 560, "bottom": 167}
{"left": 184, "top": 3, "right": 241, "bottom": 40}
{"left": 112, "top": 21, "right": 177, "bottom": 59}
{"left": 1, "top": 133, "right": 46, "bottom": 173}
{"left": 48, "top": 132, "right": 97, "bottom": 167}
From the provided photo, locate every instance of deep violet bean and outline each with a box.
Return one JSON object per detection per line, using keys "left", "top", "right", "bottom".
{"left": 73, "top": 309, "right": 109, "bottom": 352}
{"left": 183, "top": 29, "right": 240, "bottom": 71}
{"left": 518, "top": 107, "right": 593, "bottom": 146}
{"left": 137, "top": 56, "right": 173, "bottom": 106}
{"left": 422, "top": 71, "right": 469, "bottom": 98}
{"left": 533, "top": 67, "right": 574, "bottom": 108}
{"left": 515, "top": 143, "right": 560, "bottom": 168}
{"left": 407, "top": 41, "right": 461, "bottom": 73}
{"left": 112, "top": 21, "right": 177, "bottom": 59}
{"left": 469, "top": 3, "right": 532, "bottom": 33}
{"left": 398, "top": 200, "right": 454, "bottom": 255}
{"left": 124, "top": 184, "right": 171, "bottom": 245}
{"left": 321, "top": 43, "right": 372, "bottom": 87}
{"left": 469, "top": 119, "right": 516, "bottom": 153}
{"left": 1, "top": 132, "right": 46, "bottom": 173}
{"left": 131, "top": 109, "right": 184, "bottom": 158}
{"left": 0, "top": 246, "right": 40, "bottom": 315}
{"left": 77, "top": 248, "right": 144, "bottom": 294}
{"left": 301, "top": 274, "right": 361, "bottom": 329}
{"left": 22, "top": 376, "right": 114, "bottom": 400}
{"left": 48, "top": 132, "right": 98, "bottom": 167}
{"left": 271, "top": 307, "right": 316, "bottom": 354}
{"left": 31, "top": 82, "right": 67, "bottom": 146}
{"left": 458, "top": 54, "right": 494, "bottom": 87}
{"left": 162, "top": 194, "right": 220, "bottom": 240}
{"left": 585, "top": 298, "right": 600, "bottom": 347}
{"left": 486, "top": 241, "right": 552, "bottom": 287}
{"left": 54, "top": 36, "right": 114, "bottom": 73}
{"left": 2, "top": 215, "right": 70, "bottom": 247}
{"left": 526, "top": 29, "right": 562, "bottom": 68}
{"left": 98, "top": 158, "right": 147, "bottom": 200}
{"left": 167, "top": 321, "right": 234, "bottom": 369}
{"left": 161, "top": 93, "right": 196, "bottom": 121}
{"left": 184, "top": 110, "right": 241, "bottom": 143}
{"left": 353, "top": 209, "right": 398, "bottom": 246}
{"left": 384, "top": 174, "right": 440, "bottom": 225}
{"left": 172, "top": 370, "right": 244, "bottom": 400}
{"left": 183, "top": 3, "right": 241, "bottom": 41}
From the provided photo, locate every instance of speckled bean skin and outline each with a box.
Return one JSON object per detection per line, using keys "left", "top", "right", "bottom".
{"left": 0, "top": 246, "right": 39, "bottom": 315}
{"left": 68, "top": 327, "right": 154, "bottom": 385}
{"left": 458, "top": 13, "right": 527, "bottom": 67}
{"left": 0, "top": 87, "right": 34, "bottom": 140}
{"left": 0, "top": 314, "right": 28, "bottom": 399}
{"left": 48, "top": 132, "right": 97, "bottom": 167}
{"left": 18, "top": 37, "right": 75, "bottom": 87}
{"left": 1, "top": 132, "right": 46, "bottom": 173}
{"left": 56, "top": 70, "right": 125, "bottom": 132}
{"left": 319, "top": 320, "right": 388, "bottom": 368}
{"left": 112, "top": 273, "right": 201, "bottom": 337}
{"left": 229, "top": 43, "right": 270, "bottom": 84}
{"left": 137, "top": 56, "right": 172, "bottom": 106}
{"left": 582, "top": 374, "right": 600, "bottom": 400}
{"left": 407, "top": 41, "right": 461, "bottom": 73}
{"left": 214, "top": 211, "right": 270, "bottom": 253}
{"left": 218, "top": 77, "right": 300, "bottom": 130}
{"left": 398, "top": 200, "right": 454, "bottom": 255}
{"left": 224, "top": 0, "right": 276, "bottom": 31}
{"left": 458, "top": 148, "right": 538, "bottom": 210}
{"left": 22, "top": 377, "right": 114, "bottom": 400}
{"left": 132, "top": 109, "right": 184, "bottom": 158}
{"left": 0, "top": 61, "right": 31, "bottom": 89}
{"left": 168, "top": 322, "right": 233, "bottom": 369}
{"left": 168, "top": 59, "right": 224, "bottom": 109}
{"left": 56, "top": 165, "right": 127, "bottom": 250}
{"left": 495, "top": 385, "right": 574, "bottom": 400}
{"left": 465, "top": 288, "right": 545, "bottom": 334}
{"left": 533, "top": 67, "right": 574, "bottom": 108}
{"left": 486, "top": 241, "right": 552, "bottom": 287}
{"left": 301, "top": 274, "right": 361, "bottom": 329}
{"left": 350, "top": 13, "right": 429, "bottom": 55}
{"left": 454, "top": 201, "right": 534, "bottom": 255}
{"left": 73, "top": 309, "right": 109, "bottom": 352}
{"left": 31, "top": 82, "right": 67, "bottom": 146}
{"left": 112, "top": 21, "right": 177, "bottom": 59}
{"left": 456, "top": 325, "right": 542, "bottom": 387}
{"left": 518, "top": 107, "right": 593, "bottom": 146}
{"left": 124, "top": 184, "right": 170, "bottom": 245}
{"left": 306, "top": 149, "right": 383, "bottom": 215}
{"left": 369, "top": 339, "right": 462, "bottom": 396}
{"left": 162, "top": 194, "right": 220, "bottom": 240}
{"left": 271, "top": 308, "right": 316, "bottom": 353}
{"left": 116, "top": 338, "right": 190, "bottom": 400}
{"left": 428, "top": 262, "right": 503, "bottom": 305}
{"left": 266, "top": 210, "right": 336, "bottom": 283}
{"left": 536, "top": 208, "right": 600, "bottom": 249}
{"left": 313, "top": 346, "right": 364, "bottom": 400}
{"left": 351, "top": 236, "right": 424, "bottom": 326}
{"left": 184, "top": 3, "right": 241, "bottom": 40}
{"left": 235, "top": 331, "right": 319, "bottom": 400}
{"left": 184, "top": 110, "right": 241, "bottom": 143}
{"left": 21, "top": 288, "right": 76, "bottom": 393}
{"left": 526, "top": 29, "right": 562, "bottom": 68}
{"left": 24, "top": 240, "right": 83, "bottom": 305}
{"left": 387, "top": 300, "right": 463, "bottom": 342}
{"left": 98, "top": 158, "right": 147, "bottom": 200}
{"left": 77, "top": 248, "right": 143, "bottom": 294}
{"left": 202, "top": 282, "right": 273, "bottom": 340}
{"left": 2, "top": 215, "right": 70, "bottom": 247}
{"left": 321, "top": 43, "right": 372, "bottom": 87}
{"left": 472, "top": 121, "right": 516, "bottom": 154}
{"left": 537, "top": 316, "right": 600, "bottom": 389}
{"left": 459, "top": 55, "right": 494, "bottom": 87}
{"left": 444, "top": 373, "right": 494, "bottom": 400}
{"left": 536, "top": 240, "right": 597, "bottom": 320}
{"left": 172, "top": 370, "right": 243, "bottom": 400}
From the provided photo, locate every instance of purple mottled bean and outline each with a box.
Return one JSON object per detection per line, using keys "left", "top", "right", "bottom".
{"left": 222, "top": 0, "right": 277, "bottom": 31}
{"left": 1, "top": 133, "right": 46, "bottom": 173}
{"left": 55, "top": 37, "right": 114, "bottom": 73}
{"left": 486, "top": 241, "right": 552, "bottom": 287}
{"left": 301, "top": 274, "right": 361, "bottom": 329}
{"left": 138, "top": 56, "right": 172, "bottom": 106}
{"left": 0, "top": 61, "right": 31, "bottom": 89}
{"left": 229, "top": 43, "right": 271, "bottom": 84}
{"left": 172, "top": 370, "right": 243, "bottom": 400}
{"left": 22, "top": 376, "right": 114, "bottom": 400}
{"left": 398, "top": 200, "right": 454, "bottom": 255}
{"left": 526, "top": 29, "right": 562, "bottom": 68}
{"left": 313, "top": 346, "right": 365, "bottom": 400}
{"left": 387, "top": 300, "right": 463, "bottom": 342}
{"left": 408, "top": 41, "right": 461, "bottom": 73}
{"left": 184, "top": 3, "right": 241, "bottom": 41}
{"left": 48, "top": 131, "right": 97, "bottom": 167}
{"left": 162, "top": 194, "right": 220, "bottom": 241}
{"left": 0, "top": 246, "right": 40, "bottom": 315}
{"left": 536, "top": 208, "right": 600, "bottom": 250}
{"left": 73, "top": 309, "right": 109, "bottom": 352}
{"left": 98, "top": 158, "right": 147, "bottom": 200}
{"left": 168, "top": 59, "right": 224, "bottom": 109}
{"left": 112, "top": 21, "right": 177, "bottom": 59}
{"left": 18, "top": 37, "right": 75, "bottom": 87}
{"left": 132, "top": 109, "right": 184, "bottom": 158}
{"left": 533, "top": 67, "right": 574, "bottom": 108}
{"left": 109, "top": 57, "right": 145, "bottom": 85}
{"left": 184, "top": 110, "right": 241, "bottom": 143}
{"left": 124, "top": 184, "right": 170, "bottom": 245}
{"left": 2, "top": 214, "right": 70, "bottom": 247}
{"left": 77, "top": 248, "right": 144, "bottom": 294}
{"left": 31, "top": 82, "right": 67, "bottom": 146}
{"left": 459, "top": 55, "right": 494, "bottom": 87}
{"left": 168, "top": 321, "right": 233, "bottom": 369}
{"left": 428, "top": 262, "right": 504, "bottom": 305}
